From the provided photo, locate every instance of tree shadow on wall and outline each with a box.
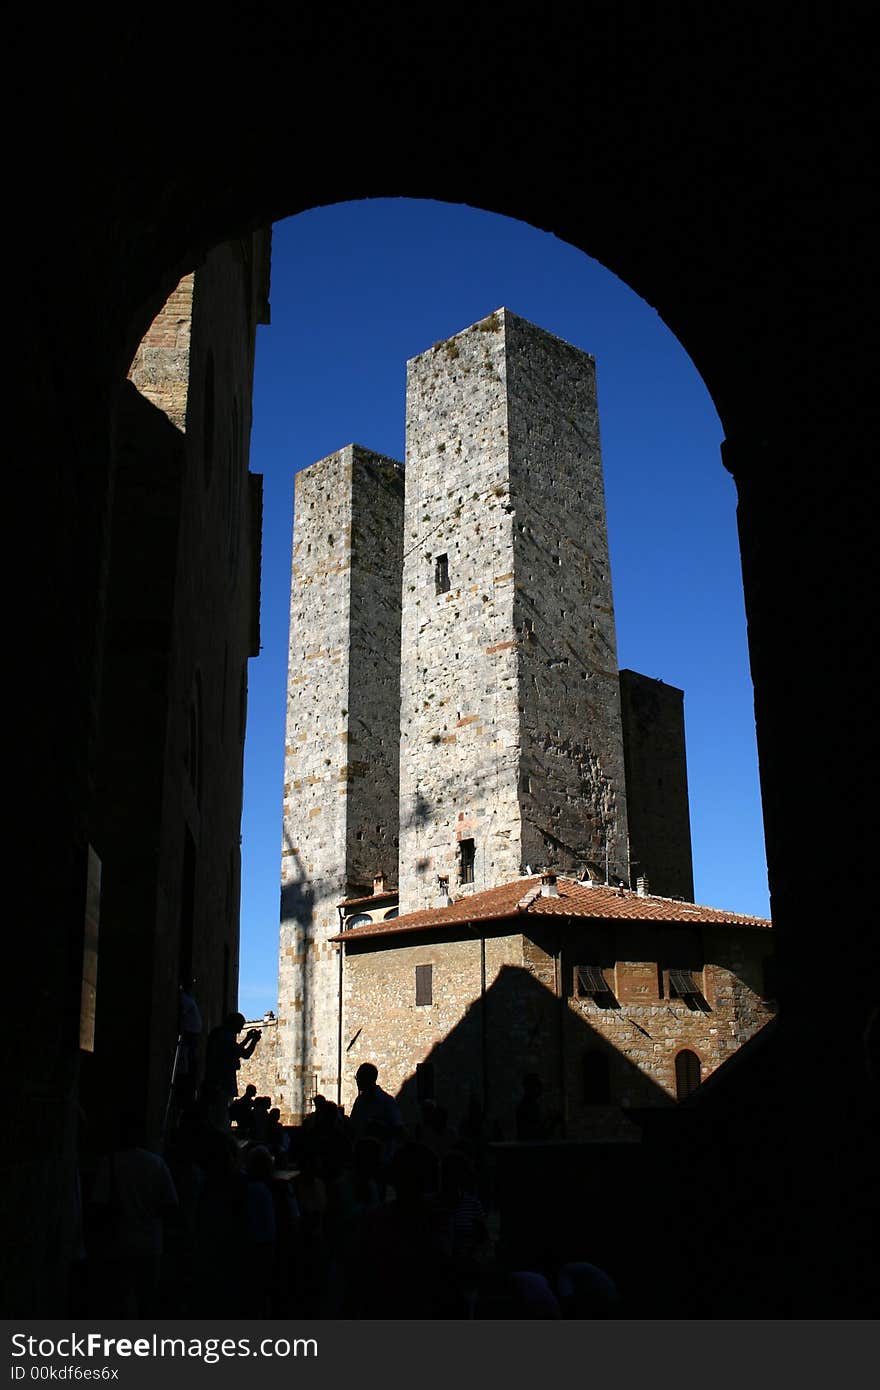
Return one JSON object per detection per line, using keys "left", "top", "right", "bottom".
{"left": 279, "top": 840, "right": 316, "bottom": 1109}
{"left": 279, "top": 839, "right": 315, "bottom": 926}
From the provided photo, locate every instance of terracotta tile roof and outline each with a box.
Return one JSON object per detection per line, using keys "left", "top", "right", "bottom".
{"left": 338, "top": 889, "right": 399, "bottom": 909}
{"left": 329, "top": 876, "right": 771, "bottom": 942}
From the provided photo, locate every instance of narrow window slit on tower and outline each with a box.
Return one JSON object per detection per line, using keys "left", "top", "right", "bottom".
{"left": 459, "top": 838, "right": 475, "bottom": 884}
{"left": 435, "top": 554, "right": 450, "bottom": 594}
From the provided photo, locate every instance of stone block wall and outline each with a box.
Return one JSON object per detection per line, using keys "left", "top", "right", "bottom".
{"left": 127, "top": 276, "right": 194, "bottom": 430}
{"left": 398, "top": 309, "right": 629, "bottom": 912}
{"left": 399, "top": 312, "right": 522, "bottom": 911}
{"left": 341, "top": 929, "right": 529, "bottom": 1133}
{"left": 619, "top": 669, "right": 694, "bottom": 899}
{"left": 506, "top": 311, "right": 629, "bottom": 883}
{"left": 237, "top": 1016, "right": 281, "bottom": 1104}
{"left": 561, "top": 920, "right": 775, "bottom": 1134}
{"left": 339, "top": 918, "right": 775, "bottom": 1141}
{"left": 278, "top": 446, "right": 403, "bottom": 1121}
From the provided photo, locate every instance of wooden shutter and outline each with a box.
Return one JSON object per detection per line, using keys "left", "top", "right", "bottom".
{"left": 416, "top": 963, "right": 433, "bottom": 1006}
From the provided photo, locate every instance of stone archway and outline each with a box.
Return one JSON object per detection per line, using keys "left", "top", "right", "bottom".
{"left": 8, "top": 7, "right": 876, "bottom": 1317}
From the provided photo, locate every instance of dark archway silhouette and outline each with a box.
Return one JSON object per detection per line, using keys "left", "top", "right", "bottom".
{"left": 6, "top": 9, "right": 877, "bottom": 1318}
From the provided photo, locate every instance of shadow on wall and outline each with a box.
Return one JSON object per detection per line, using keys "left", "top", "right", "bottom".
{"left": 391, "top": 960, "right": 673, "bottom": 1142}
{"left": 279, "top": 840, "right": 315, "bottom": 1112}
{"left": 279, "top": 840, "right": 315, "bottom": 926}
{"left": 384, "top": 956, "right": 783, "bottom": 1315}
{"left": 386, "top": 962, "right": 674, "bottom": 1308}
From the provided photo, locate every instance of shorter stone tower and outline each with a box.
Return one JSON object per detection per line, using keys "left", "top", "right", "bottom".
{"left": 277, "top": 444, "right": 403, "bottom": 1121}
{"left": 619, "top": 670, "right": 694, "bottom": 900}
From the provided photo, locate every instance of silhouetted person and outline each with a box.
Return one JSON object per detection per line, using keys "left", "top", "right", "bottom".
{"left": 87, "top": 1113, "right": 179, "bottom": 1316}
{"left": 229, "top": 1083, "right": 257, "bottom": 1134}
{"left": 265, "top": 1107, "right": 288, "bottom": 1158}
{"left": 191, "top": 1131, "right": 250, "bottom": 1316}
{"left": 556, "top": 1260, "right": 620, "bottom": 1317}
{"left": 349, "top": 1141, "right": 454, "bottom": 1317}
{"left": 203, "top": 1012, "right": 260, "bottom": 1125}
{"left": 349, "top": 1062, "right": 405, "bottom": 1162}
{"left": 428, "top": 1150, "right": 491, "bottom": 1315}
{"left": 303, "top": 1093, "right": 328, "bottom": 1129}
{"left": 509, "top": 1269, "right": 563, "bottom": 1318}
{"left": 418, "top": 1100, "right": 457, "bottom": 1177}
{"left": 515, "top": 1073, "right": 561, "bottom": 1141}
{"left": 242, "top": 1146, "right": 277, "bottom": 1315}
{"left": 251, "top": 1095, "right": 272, "bottom": 1143}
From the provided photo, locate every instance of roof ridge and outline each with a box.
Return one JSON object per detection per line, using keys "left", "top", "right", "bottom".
{"left": 516, "top": 885, "right": 543, "bottom": 910}
{"left": 554, "top": 875, "right": 770, "bottom": 923}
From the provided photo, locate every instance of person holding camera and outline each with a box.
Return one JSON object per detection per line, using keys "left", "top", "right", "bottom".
{"left": 203, "top": 1012, "right": 261, "bottom": 1128}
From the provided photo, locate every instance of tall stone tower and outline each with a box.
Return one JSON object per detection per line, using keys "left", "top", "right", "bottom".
{"left": 277, "top": 444, "right": 404, "bottom": 1121}
{"left": 398, "top": 309, "right": 629, "bottom": 911}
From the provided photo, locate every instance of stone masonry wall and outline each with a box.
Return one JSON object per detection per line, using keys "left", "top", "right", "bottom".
{"left": 506, "top": 312, "right": 629, "bottom": 883}
{"left": 341, "top": 920, "right": 774, "bottom": 1140}
{"left": 278, "top": 446, "right": 403, "bottom": 1121}
{"left": 561, "top": 920, "right": 775, "bottom": 1135}
{"left": 398, "top": 309, "right": 629, "bottom": 912}
{"left": 347, "top": 452, "right": 405, "bottom": 890}
{"left": 237, "top": 1016, "right": 281, "bottom": 1105}
{"left": 399, "top": 312, "right": 522, "bottom": 912}
{"left": 127, "top": 275, "right": 194, "bottom": 430}
{"left": 619, "top": 670, "right": 694, "bottom": 899}
{"left": 341, "top": 930, "right": 527, "bottom": 1132}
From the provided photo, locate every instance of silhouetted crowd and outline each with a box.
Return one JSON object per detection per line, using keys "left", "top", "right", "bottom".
{"left": 72, "top": 1029, "right": 620, "bottom": 1319}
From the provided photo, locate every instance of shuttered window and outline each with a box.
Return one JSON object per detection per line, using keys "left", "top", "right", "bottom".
{"left": 669, "top": 968, "right": 700, "bottom": 1000}
{"left": 415, "top": 964, "right": 433, "bottom": 1006}
{"left": 575, "top": 965, "right": 617, "bottom": 1007}
{"left": 577, "top": 965, "right": 609, "bottom": 996}
{"left": 675, "top": 1049, "right": 701, "bottom": 1100}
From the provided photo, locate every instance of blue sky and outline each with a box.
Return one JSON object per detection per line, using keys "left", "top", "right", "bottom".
{"left": 238, "top": 198, "right": 768, "bottom": 1019}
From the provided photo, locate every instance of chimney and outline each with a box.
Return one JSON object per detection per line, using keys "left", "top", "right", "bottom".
{"left": 437, "top": 875, "right": 452, "bottom": 907}
{"left": 541, "top": 872, "right": 559, "bottom": 898}
{"left": 372, "top": 872, "right": 387, "bottom": 896}
{"left": 636, "top": 876, "right": 649, "bottom": 897}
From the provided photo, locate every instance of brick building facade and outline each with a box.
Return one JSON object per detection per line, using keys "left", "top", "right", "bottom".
{"left": 329, "top": 874, "right": 774, "bottom": 1137}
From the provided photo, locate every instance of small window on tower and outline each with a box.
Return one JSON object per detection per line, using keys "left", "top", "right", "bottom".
{"left": 435, "top": 554, "right": 450, "bottom": 594}
{"left": 459, "top": 838, "right": 476, "bottom": 885}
